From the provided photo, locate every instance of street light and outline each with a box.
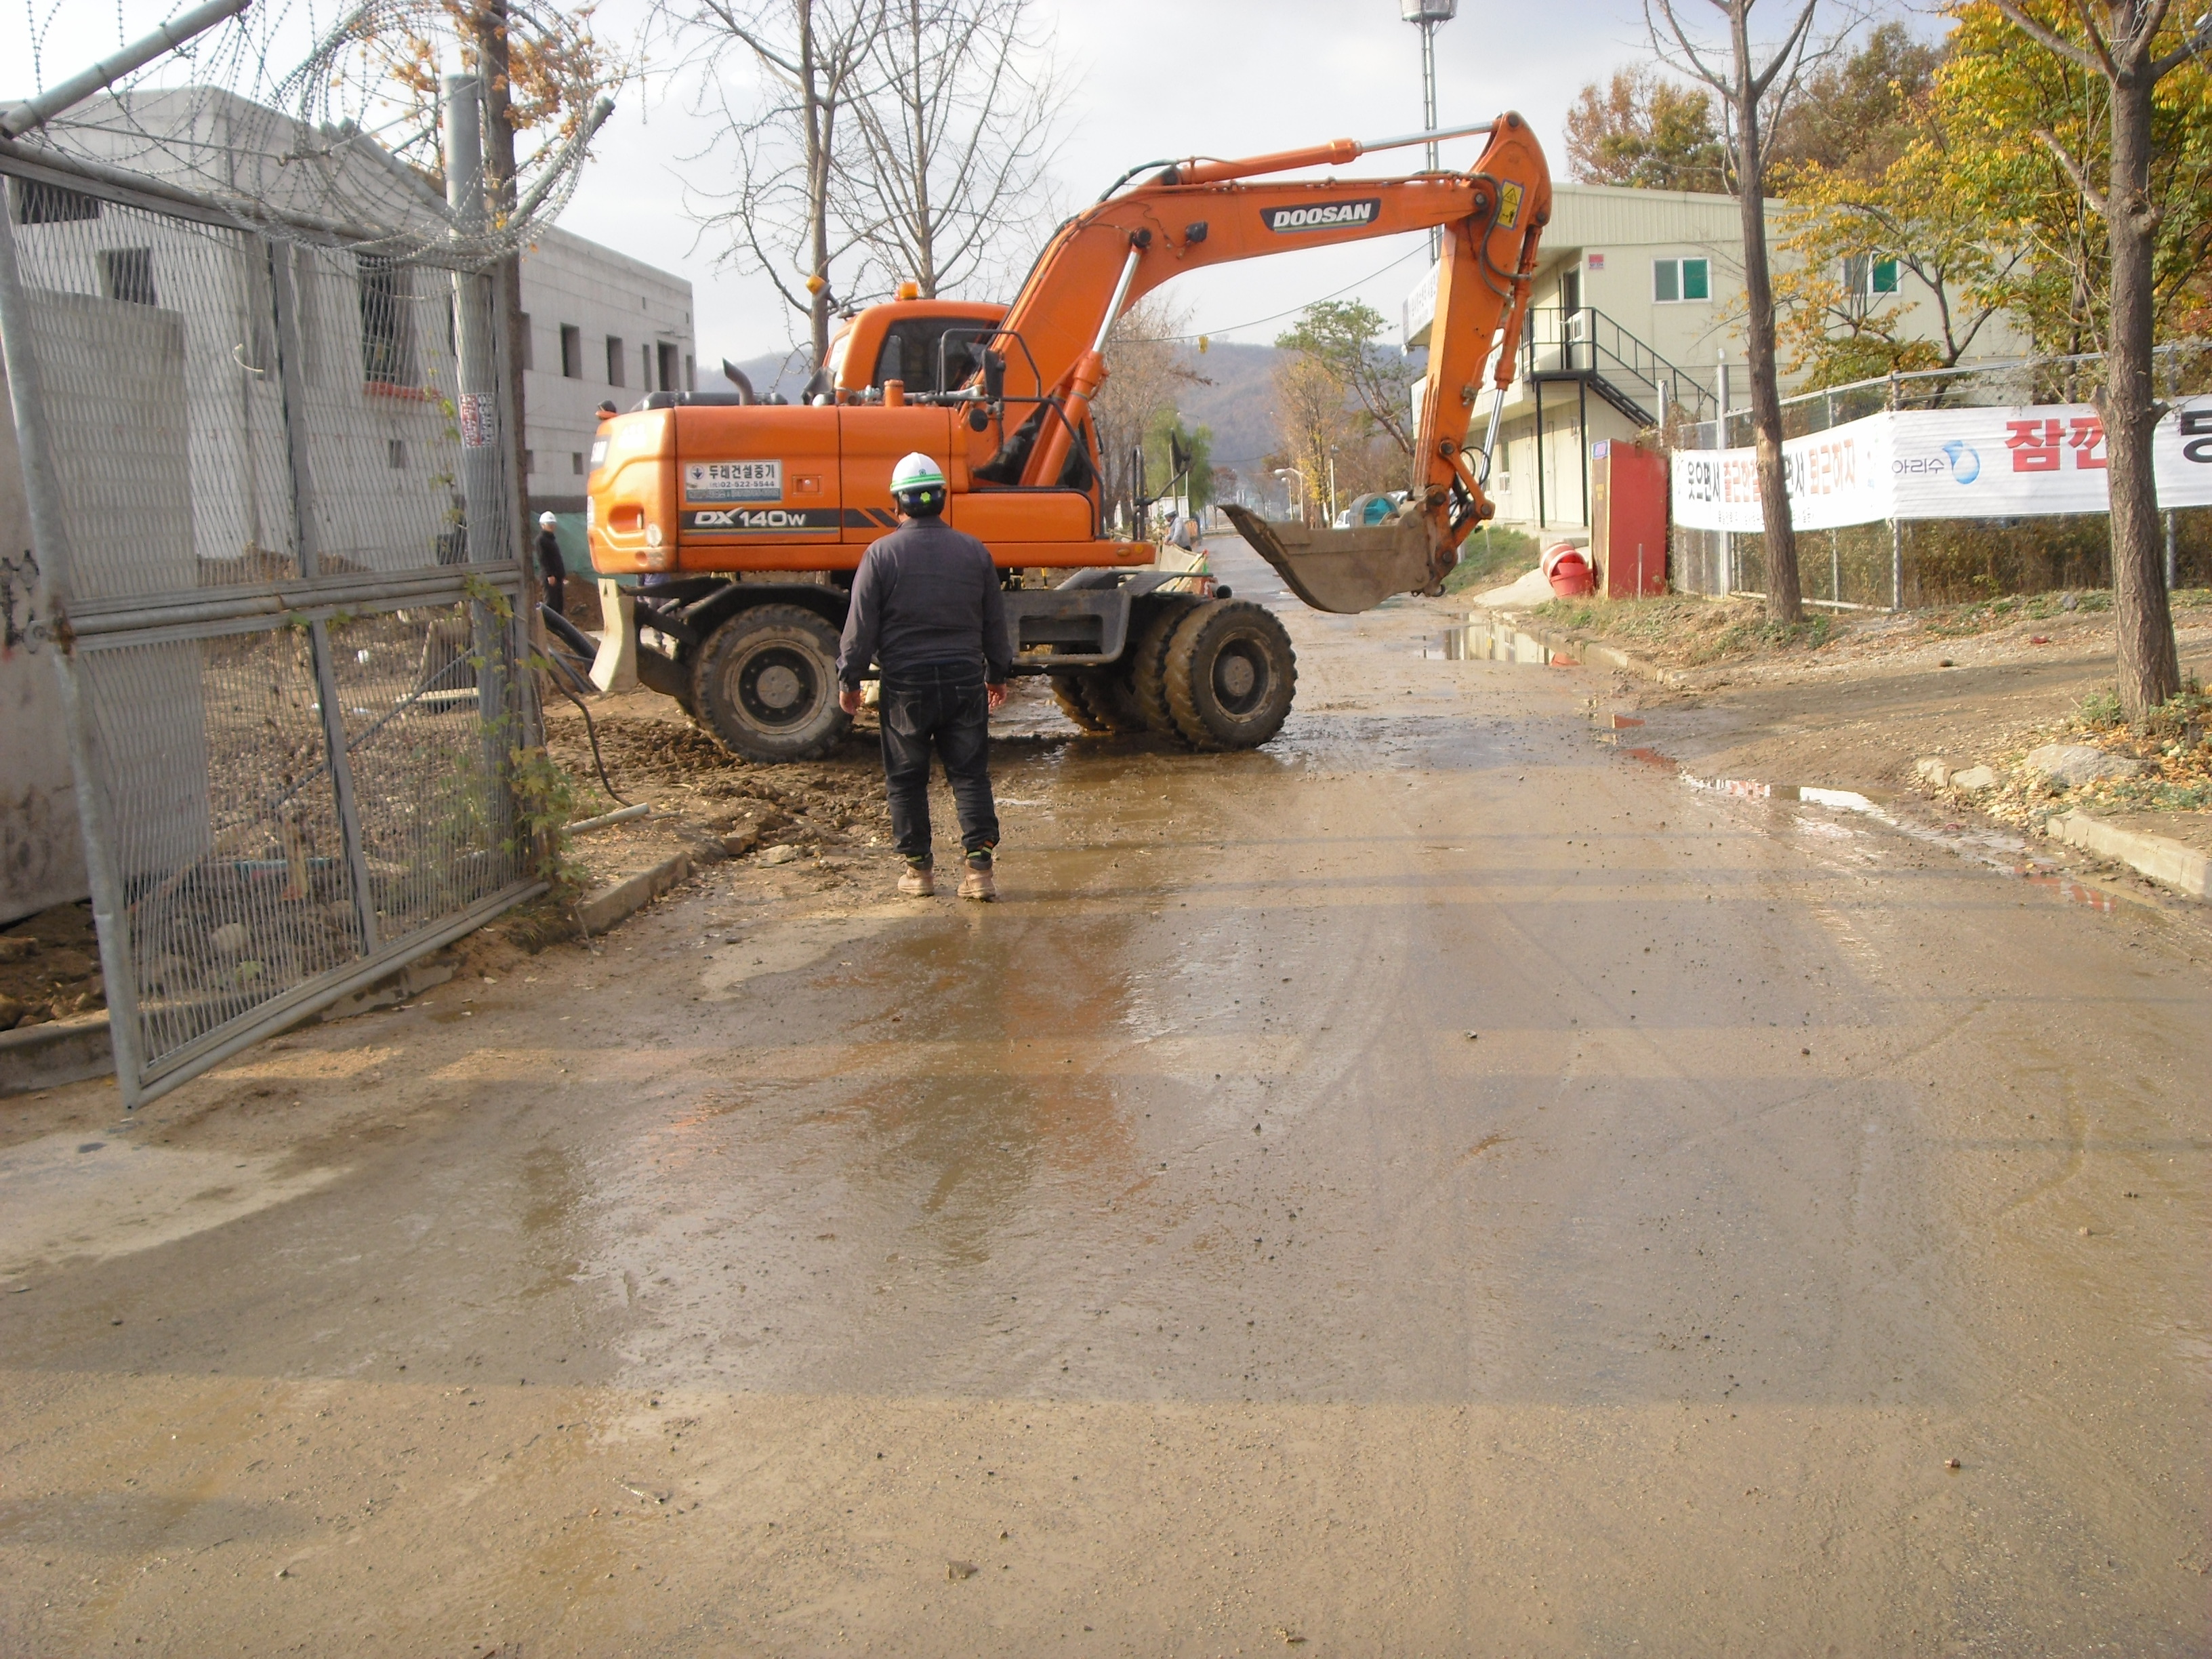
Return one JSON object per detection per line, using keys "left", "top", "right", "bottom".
{"left": 1273, "top": 466, "right": 1309, "bottom": 525}
{"left": 1327, "top": 447, "right": 1339, "bottom": 525}
{"left": 1402, "top": 0, "right": 1458, "bottom": 260}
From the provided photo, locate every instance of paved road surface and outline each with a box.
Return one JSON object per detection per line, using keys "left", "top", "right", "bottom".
{"left": 5, "top": 539, "right": 2208, "bottom": 1655}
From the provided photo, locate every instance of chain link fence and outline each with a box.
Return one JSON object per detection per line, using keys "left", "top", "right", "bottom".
{"left": 1671, "top": 345, "right": 2212, "bottom": 607}
{"left": 1, "top": 148, "right": 542, "bottom": 1106}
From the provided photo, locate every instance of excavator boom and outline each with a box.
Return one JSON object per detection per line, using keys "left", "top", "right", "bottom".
{"left": 987, "top": 113, "right": 1551, "bottom": 609}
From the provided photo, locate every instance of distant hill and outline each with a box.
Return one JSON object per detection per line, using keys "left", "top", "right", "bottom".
{"left": 1172, "top": 342, "right": 1280, "bottom": 475}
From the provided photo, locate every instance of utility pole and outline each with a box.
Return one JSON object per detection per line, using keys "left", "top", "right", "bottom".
{"left": 468, "top": 1, "right": 531, "bottom": 572}
{"left": 1401, "top": 0, "right": 1458, "bottom": 261}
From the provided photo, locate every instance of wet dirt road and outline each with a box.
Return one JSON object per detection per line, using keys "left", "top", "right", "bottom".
{"left": 5, "top": 538, "right": 2210, "bottom": 1656}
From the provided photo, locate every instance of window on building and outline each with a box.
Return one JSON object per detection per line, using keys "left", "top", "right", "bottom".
{"left": 685, "top": 353, "right": 696, "bottom": 391}
{"left": 1844, "top": 255, "right": 1900, "bottom": 296}
{"left": 1653, "top": 257, "right": 1710, "bottom": 304}
{"left": 607, "top": 334, "right": 626, "bottom": 386}
{"left": 11, "top": 180, "right": 102, "bottom": 223}
{"left": 641, "top": 343, "right": 653, "bottom": 392}
{"left": 560, "top": 324, "right": 582, "bottom": 378}
{"left": 657, "top": 341, "right": 679, "bottom": 394}
{"left": 357, "top": 255, "right": 415, "bottom": 384}
{"left": 518, "top": 312, "right": 534, "bottom": 371}
{"left": 523, "top": 448, "right": 535, "bottom": 476}
{"left": 571, "top": 451, "right": 585, "bottom": 474}
{"left": 388, "top": 438, "right": 407, "bottom": 469}
{"left": 100, "top": 248, "right": 156, "bottom": 306}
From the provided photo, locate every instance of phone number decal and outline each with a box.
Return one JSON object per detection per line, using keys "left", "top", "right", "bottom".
{"left": 684, "top": 459, "right": 783, "bottom": 502}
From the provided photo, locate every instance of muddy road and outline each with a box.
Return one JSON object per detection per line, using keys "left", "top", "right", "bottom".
{"left": 5, "top": 538, "right": 2209, "bottom": 1656}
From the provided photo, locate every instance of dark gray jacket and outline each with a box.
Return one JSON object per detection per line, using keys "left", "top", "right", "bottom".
{"left": 836, "top": 517, "right": 1012, "bottom": 688}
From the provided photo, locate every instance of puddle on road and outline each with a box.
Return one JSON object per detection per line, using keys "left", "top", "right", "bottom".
{"left": 1605, "top": 739, "right": 2122, "bottom": 914}
{"left": 0, "top": 1132, "right": 343, "bottom": 1279}
{"left": 1427, "top": 622, "right": 1578, "bottom": 667}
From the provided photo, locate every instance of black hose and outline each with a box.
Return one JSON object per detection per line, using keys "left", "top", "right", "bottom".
{"left": 548, "top": 672, "right": 628, "bottom": 806}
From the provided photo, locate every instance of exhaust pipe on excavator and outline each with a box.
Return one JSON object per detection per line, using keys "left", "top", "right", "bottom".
{"left": 1219, "top": 502, "right": 1444, "bottom": 615}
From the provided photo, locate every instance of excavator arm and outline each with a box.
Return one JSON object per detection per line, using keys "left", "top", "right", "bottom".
{"left": 981, "top": 114, "right": 1551, "bottom": 611}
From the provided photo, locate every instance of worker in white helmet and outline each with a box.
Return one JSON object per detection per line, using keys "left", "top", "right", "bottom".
{"left": 535, "top": 510, "right": 567, "bottom": 617}
{"left": 836, "top": 452, "right": 1010, "bottom": 900}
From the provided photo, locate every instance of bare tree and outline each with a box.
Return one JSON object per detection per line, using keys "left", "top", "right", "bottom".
{"left": 836, "top": 0, "right": 1061, "bottom": 300}
{"left": 1982, "top": 0, "right": 2211, "bottom": 719}
{"left": 1647, "top": 0, "right": 1825, "bottom": 624}
{"left": 1092, "top": 295, "right": 1206, "bottom": 531}
{"left": 668, "top": 0, "right": 884, "bottom": 366}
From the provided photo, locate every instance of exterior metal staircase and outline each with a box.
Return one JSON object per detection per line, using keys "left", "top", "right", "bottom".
{"left": 1518, "top": 307, "right": 1711, "bottom": 427}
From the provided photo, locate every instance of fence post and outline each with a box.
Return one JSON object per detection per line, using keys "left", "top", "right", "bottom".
{"left": 1717, "top": 350, "right": 1732, "bottom": 596}
{"left": 0, "top": 193, "right": 149, "bottom": 1103}
{"left": 443, "top": 75, "right": 519, "bottom": 829}
{"left": 1888, "top": 371, "right": 1902, "bottom": 611}
{"left": 270, "top": 237, "right": 381, "bottom": 954}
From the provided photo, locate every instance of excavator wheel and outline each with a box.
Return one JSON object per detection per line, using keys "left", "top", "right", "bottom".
{"left": 1075, "top": 665, "right": 1146, "bottom": 733}
{"left": 1049, "top": 674, "right": 1111, "bottom": 733}
{"left": 691, "top": 603, "right": 852, "bottom": 762}
{"left": 1163, "top": 600, "right": 1298, "bottom": 751}
{"left": 1127, "top": 596, "right": 1200, "bottom": 734}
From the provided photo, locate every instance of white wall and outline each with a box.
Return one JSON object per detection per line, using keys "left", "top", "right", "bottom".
{"left": 0, "top": 354, "right": 85, "bottom": 926}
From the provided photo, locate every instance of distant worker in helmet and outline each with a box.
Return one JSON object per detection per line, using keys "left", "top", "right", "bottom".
{"left": 836, "top": 452, "right": 1011, "bottom": 900}
{"left": 535, "top": 510, "right": 567, "bottom": 618}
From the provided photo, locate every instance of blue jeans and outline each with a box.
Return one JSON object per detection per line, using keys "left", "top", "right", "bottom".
{"left": 878, "top": 663, "right": 999, "bottom": 865}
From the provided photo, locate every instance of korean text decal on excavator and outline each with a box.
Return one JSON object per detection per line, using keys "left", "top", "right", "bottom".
{"left": 583, "top": 115, "right": 1550, "bottom": 761}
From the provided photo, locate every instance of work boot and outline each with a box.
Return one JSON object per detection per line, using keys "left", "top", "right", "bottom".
{"left": 958, "top": 857, "right": 997, "bottom": 902}
{"left": 897, "top": 861, "right": 935, "bottom": 897}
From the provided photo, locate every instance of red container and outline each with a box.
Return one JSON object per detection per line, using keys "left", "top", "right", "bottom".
{"left": 1543, "top": 544, "right": 1595, "bottom": 597}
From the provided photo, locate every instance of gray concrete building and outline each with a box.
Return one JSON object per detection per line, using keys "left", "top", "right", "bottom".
{"left": 517, "top": 228, "right": 695, "bottom": 518}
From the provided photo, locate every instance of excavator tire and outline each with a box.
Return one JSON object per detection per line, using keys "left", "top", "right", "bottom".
{"left": 1163, "top": 600, "right": 1297, "bottom": 751}
{"left": 1049, "top": 674, "right": 1111, "bottom": 733}
{"left": 1076, "top": 666, "right": 1146, "bottom": 732}
{"left": 691, "top": 603, "right": 852, "bottom": 762}
{"left": 1127, "top": 596, "right": 1200, "bottom": 734}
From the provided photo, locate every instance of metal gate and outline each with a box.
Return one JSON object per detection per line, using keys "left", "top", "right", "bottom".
{"left": 0, "top": 150, "right": 543, "bottom": 1107}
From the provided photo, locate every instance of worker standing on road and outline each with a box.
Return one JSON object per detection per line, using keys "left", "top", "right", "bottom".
{"left": 837, "top": 453, "right": 1010, "bottom": 901}
{"left": 535, "top": 511, "right": 567, "bottom": 617}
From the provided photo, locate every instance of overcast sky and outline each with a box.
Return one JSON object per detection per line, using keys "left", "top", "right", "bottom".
{"left": 9, "top": 0, "right": 1870, "bottom": 369}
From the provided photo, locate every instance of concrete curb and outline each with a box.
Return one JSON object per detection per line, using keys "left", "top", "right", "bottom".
{"left": 0, "top": 1011, "right": 112, "bottom": 1097}
{"left": 2044, "top": 811, "right": 2212, "bottom": 901}
{"left": 576, "top": 844, "right": 718, "bottom": 936}
{"left": 1469, "top": 607, "right": 1687, "bottom": 688}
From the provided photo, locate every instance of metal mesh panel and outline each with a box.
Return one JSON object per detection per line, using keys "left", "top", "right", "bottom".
{"left": 1, "top": 153, "right": 540, "bottom": 1106}
{"left": 4, "top": 180, "right": 518, "bottom": 600}
{"left": 5, "top": 183, "right": 285, "bottom": 601}
{"left": 80, "top": 626, "right": 369, "bottom": 1069}
{"left": 327, "top": 602, "right": 525, "bottom": 941}
{"left": 288, "top": 243, "right": 515, "bottom": 574}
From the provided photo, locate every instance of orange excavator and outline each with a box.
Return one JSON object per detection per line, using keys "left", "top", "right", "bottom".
{"left": 585, "top": 115, "right": 1551, "bottom": 760}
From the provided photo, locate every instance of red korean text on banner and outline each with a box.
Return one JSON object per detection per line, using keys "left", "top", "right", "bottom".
{"left": 2005, "top": 418, "right": 2062, "bottom": 472}
{"left": 2067, "top": 415, "right": 2106, "bottom": 470}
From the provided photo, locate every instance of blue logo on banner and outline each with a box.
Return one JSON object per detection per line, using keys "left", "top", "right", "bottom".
{"left": 1942, "top": 440, "right": 1981, "bottom": 484}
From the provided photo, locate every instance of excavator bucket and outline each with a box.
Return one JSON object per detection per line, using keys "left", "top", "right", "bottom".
{"left": 1219, "top": 504, "right": 1438, "bottom": 615}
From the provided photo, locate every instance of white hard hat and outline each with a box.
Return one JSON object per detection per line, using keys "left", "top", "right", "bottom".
{"left": 539, "top": 511, "right": 558, "bottom": 527}
{"left": 890, "top": 452, "right": 947, "bottom": 493}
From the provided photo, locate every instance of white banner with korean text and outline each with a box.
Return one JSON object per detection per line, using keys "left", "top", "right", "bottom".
{"left": 1671, "top": 398, "right": 2212, "bottom": 532}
